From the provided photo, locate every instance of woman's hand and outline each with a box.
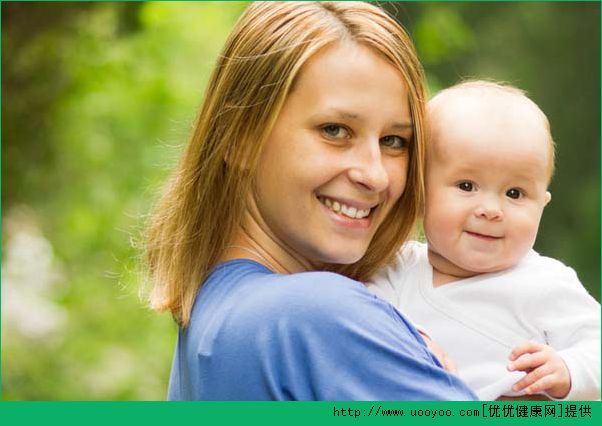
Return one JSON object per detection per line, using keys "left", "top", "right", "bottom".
{"left": 508, "top": 341, "right": 571, "bottom": 399}
{"left": 418, "top": 330, "right": 457, "bottom": 374}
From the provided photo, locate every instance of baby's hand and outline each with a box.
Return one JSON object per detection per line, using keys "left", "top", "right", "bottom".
{"left": 508, "top": 341, "right": 571, "bottom": 399}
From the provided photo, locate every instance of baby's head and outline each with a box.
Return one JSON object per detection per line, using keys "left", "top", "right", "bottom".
{"left": 424, "top": 81, "right": 554, "bottom": 277}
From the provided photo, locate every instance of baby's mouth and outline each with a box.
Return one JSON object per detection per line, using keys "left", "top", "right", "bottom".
{"left": 465, "top": 230, "right": 502, "bottom": 240}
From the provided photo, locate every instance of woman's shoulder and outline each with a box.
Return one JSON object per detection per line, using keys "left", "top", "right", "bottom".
{"left": 202, "top": 260, "right": 371, "bottom": 309}
{"left": 212, "top": 265, "right": 401, "bottom": 331}
{"left": 249, "top": 270, "right": 380, "bottom": 317}
{"left": 271, "top": 270, "right": 363, "bottom": 295}
{"left": 197, "top": 260, "right": 417, "bottom": 345}
{"left": 189, "top": 263, "right": 474, "bottom": 400}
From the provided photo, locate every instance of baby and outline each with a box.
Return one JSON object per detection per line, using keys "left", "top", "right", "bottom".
{"left": 368, "top": 81, "right": 600, "bottom": 400}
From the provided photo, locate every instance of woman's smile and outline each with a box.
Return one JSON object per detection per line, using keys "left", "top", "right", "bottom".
{"left": 316, "top": 194, "right": 376, "bottom": 229}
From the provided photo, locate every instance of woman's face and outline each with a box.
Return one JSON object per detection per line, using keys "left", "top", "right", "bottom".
{"left": 251, "top": 42, "right": 413, "bottom": 268}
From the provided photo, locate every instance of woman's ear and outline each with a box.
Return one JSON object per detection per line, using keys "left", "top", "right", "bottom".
{"left": 544, "top": 191, "right": 552, "bottom": 205}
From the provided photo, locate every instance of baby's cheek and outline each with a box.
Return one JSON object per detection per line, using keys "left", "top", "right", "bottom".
{"left": 425, "top": 220, "right": 451, "bottom": 251}
{"left": 503, "top": 234, "right": 535, "bottom": 266}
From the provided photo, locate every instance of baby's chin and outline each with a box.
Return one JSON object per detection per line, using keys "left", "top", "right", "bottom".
{"left": 455, "top": 257, "right": 518, "bottom": 276}
{"left": 429, "top": 247, "right": 522, "bottom": 278}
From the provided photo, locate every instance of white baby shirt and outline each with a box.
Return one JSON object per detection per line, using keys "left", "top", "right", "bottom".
{"left": 367, "top": 241, "right": 600, "bottom": 400}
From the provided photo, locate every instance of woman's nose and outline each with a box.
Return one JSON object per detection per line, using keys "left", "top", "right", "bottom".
{"left": 347, "top": 139, "right": 389, "bottom": 192}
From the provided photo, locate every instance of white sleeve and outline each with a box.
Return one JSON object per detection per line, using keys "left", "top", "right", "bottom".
{"left": 365, "top": 252, "right": 403, "bottom": 307}
{"left": 534, "top": 265, "right": 600, "bottom": 400}
{"left": 366, "top": 242, "right": 426, "bottom": 307}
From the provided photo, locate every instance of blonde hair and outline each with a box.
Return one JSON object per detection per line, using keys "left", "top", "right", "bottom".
{"left": 429, "top": 80, "right": 556, "bottom": 181}
{"left": 145, "top": 2, "right": 427, "bottom": 327}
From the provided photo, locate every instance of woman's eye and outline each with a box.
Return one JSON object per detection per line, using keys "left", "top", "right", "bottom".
{"left": 321, "top": 124, "right": 349, "bottom": 139}
{"left": 458, "top": 181, "right": 474, "bottom": 192}
{"left": 380, "top": 135, "right": 407, "bottom": 149}
{"left": 506, "top": 188, "right": 522, "bottom": 199}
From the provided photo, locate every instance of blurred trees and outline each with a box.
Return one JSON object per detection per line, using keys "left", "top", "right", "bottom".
{"left": 2, "top": 2, "right": 246, "bottom": 399}
{"left": 2, "top": 2, "right": 599, "bottom": 400}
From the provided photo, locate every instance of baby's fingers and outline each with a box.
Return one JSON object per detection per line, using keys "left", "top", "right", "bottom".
{"left": 509, "top": 341, "right": 543, "bottom": 361}
{"left": 512, "top": 364, "right": 552, "bottom": 393}
{"left": 508, "top": 351, "right": 547, "bottom": 372}
{"left": 523, "top": 375, "right": 558, "bottom": 395}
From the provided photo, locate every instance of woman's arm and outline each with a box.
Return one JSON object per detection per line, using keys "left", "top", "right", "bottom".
{"left": 226, "top": 272, "right": 478, "bottom": 400}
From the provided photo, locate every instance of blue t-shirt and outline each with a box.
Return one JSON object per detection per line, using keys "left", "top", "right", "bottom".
{"left": 167, "top": 259, "right": 477, "bottom": 400}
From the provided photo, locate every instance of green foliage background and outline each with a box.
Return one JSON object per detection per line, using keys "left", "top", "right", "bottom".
{"left": 2, "top": 2, "right": 599, "bottom": 400}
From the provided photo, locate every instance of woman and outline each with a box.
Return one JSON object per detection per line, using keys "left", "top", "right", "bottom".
{"left": 146, "top": 2, "right": 477, "bottom": 400}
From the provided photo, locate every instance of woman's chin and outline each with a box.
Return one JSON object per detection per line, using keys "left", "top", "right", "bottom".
{"left": 318, "top": 245, "right": 367, "bottom": 266}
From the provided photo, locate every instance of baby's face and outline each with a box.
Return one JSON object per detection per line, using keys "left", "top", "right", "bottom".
{"left": 424, "top": 95, "right": 552, "bottom": 274}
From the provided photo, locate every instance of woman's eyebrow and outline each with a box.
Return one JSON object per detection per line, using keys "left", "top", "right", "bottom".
{"left": 314, "top": 109, "right": 413, "bottom": 129}
{"left": 320, "top": 108, "right": 360, "bottom": 120}
{"left": 391, "top": 122, "right": 413, "bottom": 131}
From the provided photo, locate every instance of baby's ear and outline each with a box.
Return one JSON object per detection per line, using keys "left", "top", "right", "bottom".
{"left": 544, "top": 191, "right": 552, "bottom": 205}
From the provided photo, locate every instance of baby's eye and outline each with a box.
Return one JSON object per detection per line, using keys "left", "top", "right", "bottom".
{"left": 380, "top": 135, "right": 407, "bottom": 150}
{"left": 321, "top": 124, "right": 350, "bottom": 140}
{"left": 506, "top": 188, "right": 523, "bottom": 199}
{"left": 457, "top": 181, "right": 474, "bottom": 192}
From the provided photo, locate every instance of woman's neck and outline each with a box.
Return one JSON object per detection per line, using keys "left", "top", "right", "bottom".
{"left": 427, "top": 248, "right": 479, "bottom": 287}
{"left": 222, "top": 210, "right": 314, "bottom": 274}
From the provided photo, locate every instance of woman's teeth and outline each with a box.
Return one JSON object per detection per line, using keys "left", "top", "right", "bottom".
{"left": 319, "top": 196, "right": 371, "bottom": 219}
